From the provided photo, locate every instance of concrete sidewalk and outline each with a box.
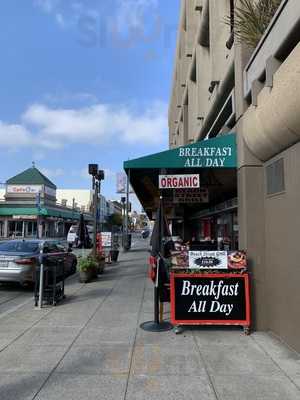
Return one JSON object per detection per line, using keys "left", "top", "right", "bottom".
{"left": 0, "top": 248, "right": 299, "bottom": 400}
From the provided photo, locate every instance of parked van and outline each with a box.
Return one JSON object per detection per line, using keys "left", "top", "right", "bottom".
{"left": 67, "top": 225, "right": 93, "bottom": 248}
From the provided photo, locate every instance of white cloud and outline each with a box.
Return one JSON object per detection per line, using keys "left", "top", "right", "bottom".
{"left": 0, "top": 99, "right": 167, "bottom": 151}
{"left": 23, "top": 101, "right": 167, "bottom": 146}
{"left": 0, "top": 121, "right": 33, "bottom": 148}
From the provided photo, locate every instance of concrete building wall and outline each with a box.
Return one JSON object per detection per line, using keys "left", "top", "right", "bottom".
{"left": 169, "top": 0, "right": 234, "bottom": 148}
{"left": 169, "top": 0, "right": 300, "bottom": 352}
{"left": 263, "top": 143, "right": 300, "bottom": 351}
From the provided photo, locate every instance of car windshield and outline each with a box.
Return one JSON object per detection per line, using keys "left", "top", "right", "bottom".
{"left": 0, "top": 241, "right": 40, "bottom": 253}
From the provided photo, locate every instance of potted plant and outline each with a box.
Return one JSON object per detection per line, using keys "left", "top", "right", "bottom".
{"left": 93, "top": 253, "right": 106, "bottom": 274}
{"left": 78, "top": 257, "right": 98, "bottom": 283}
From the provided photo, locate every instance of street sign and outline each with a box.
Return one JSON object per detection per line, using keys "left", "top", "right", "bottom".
{"left": 159, "top": 174, "right": 200, "bottom": 189}
{"left": 101, "top": 232, "right": 112, "bottom": 247}
{"left": 116, "top": 172, "right": 134, "bottom": 194}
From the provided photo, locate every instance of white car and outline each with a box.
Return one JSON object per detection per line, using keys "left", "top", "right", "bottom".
{"left": 67, "top": 225, "right": 78, "bottom": 245}
{"left": 67, "top": 225, "right": 93, "bottom": 248}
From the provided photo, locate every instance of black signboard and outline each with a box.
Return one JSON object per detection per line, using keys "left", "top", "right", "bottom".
{"left": 171, "top": 273, "right": 250, "bottom": 326}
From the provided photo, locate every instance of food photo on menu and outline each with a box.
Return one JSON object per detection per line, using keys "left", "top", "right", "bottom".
{"left": 228, "top": 251, "right": 247, "bottom": 270}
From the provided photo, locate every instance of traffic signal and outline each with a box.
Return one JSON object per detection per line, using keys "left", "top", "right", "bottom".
{"left": 88, "top": 164, "right": 98, "bottom": 176}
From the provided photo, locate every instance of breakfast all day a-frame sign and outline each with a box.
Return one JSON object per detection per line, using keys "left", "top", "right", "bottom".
{"left": 171, "top": 273, "right": 250, "bottom": 328}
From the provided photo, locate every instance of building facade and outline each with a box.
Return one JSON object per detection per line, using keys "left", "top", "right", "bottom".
{"left": 56, "top": 189, "right": 93, "bottom": 213}
{"left": 169, "top": 0, "right": 300, "bottom": 352}
{"left": 0, "top": 167, "right": 92, "bottom": 239}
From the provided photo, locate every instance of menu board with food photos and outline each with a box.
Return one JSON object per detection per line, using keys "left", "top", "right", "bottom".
{"left": 188, "top": 250, "right": 247, "bottom": 270}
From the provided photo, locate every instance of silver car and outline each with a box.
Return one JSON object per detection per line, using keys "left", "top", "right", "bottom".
{"left": 0, "top": 240, "right": 77, "bottom": 286}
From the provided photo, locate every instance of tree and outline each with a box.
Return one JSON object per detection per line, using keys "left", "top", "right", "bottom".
{"left": 107, "top": 213, "right": 123, "bottom": 227}
{"left": 225, "top": 0, "right": 282, "bottom": 48}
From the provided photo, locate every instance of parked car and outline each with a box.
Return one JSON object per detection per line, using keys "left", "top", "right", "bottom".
{"left": 0, "top": 239, "right": 77, "bottom": 286}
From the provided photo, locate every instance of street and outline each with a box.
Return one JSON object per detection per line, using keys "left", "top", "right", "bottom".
{"left": 0, "top": 234, "right": 148, "bottom": 320}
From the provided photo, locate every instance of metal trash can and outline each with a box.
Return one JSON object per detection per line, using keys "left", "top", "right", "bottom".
{"left": 123, "top": 234, "right": 132, "bottom": 251}
{"left": 34, "top": 261, "right": 65, "bottom": 307}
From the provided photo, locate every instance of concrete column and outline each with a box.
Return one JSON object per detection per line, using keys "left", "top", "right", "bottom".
{"left": 235, "top": 42, "right": 269, "bottom": 330}
{"left": 3, "top": 219, "right": 8, "bottom": 238}
{"left": 38, "top": 219, "right": 43, "bottom": 239}
{"left": 237, "top": 123, "right": 268, "bottom": 330}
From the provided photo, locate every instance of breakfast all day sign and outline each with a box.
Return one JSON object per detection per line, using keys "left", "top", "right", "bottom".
{"left": 171, "top": 274, "right": 250, "bottom": 325}
{"left": 170, "top": 250, "right": 250, "bottom": 326}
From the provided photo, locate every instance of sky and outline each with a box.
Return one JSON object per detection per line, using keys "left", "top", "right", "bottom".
{"left": 0, "top": 0, "right": 180, "bottom": 210}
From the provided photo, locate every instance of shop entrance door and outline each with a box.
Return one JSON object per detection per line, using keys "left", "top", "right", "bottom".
{"left": 25, "top": 221, "right": 37, "bottom": 238}
{"left": 8, "top": 221, "right": 24, "bottom": 238}
{"left": 216, "top": 211, "right": 237, "bottom": 250}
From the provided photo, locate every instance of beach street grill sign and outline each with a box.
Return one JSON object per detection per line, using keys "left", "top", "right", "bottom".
{"left": 171, "top": 273, "right": 251, "bottom": 325}
{"left": 189, "top": 251, "right": 228, "bottom": 270}
{"left": 159, "top": 174, "right": 200, "bottom": 189}
{"left": 189, "top": 250, "right": 247, "bottom": 270}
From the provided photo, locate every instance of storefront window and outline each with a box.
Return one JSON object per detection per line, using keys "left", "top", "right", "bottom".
{"left": 25, "top": 221, "right": 37, "bottom": 237}
{"left": 8, "top": 221, "right": 24, "bottom": 238}
{"left": 0, "top": 222, "right": 4, "bottom": 237}
{"left": 216, "top": 212, "right": 238, "bottom": 250}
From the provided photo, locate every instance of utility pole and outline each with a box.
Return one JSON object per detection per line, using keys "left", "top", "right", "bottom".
{"left": 121, "top": 196, "right": 126, "bottom": 247}
{"left": 123, "top": 169, "right": 131, "bottom": 251}
{"left": 93, "top": 176, "right": 97, "bottom": 257}
{"left": 36, "top": 191, "right": 41, "bottom": 239}
{"left": 88, "top": 164, "right": 105, "bottom": 257}
{"left": 125, "top": 169, "right": 130, "bottom": 237}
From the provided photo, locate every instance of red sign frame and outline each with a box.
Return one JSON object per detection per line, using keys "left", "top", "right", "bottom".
{"left": 170, "top": 273, "right": 251, "bottom": 327}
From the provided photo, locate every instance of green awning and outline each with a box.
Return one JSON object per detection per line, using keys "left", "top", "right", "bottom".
{"left": 124, "top": 134, "right": 236, "bottom": 170}
{"left": 0, "top": 208, "right": 40, "bottom": 216}
{"left": 0, "top": 207, "right": 83, "bottom": 220}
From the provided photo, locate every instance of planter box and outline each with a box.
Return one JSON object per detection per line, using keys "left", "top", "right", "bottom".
{"left": 79, "top": 270, "right": 93, "bottom": 283}
{"left": 97, "top": 259, "right": 105, "bottom": 275}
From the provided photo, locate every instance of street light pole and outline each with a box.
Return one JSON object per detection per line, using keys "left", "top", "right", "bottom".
{"left": 93, "top": 176, "right": 98, "bottom": 257}
{"left": 88, "top": 164, "right": 105, "bottom": 257}
{"left": 121, "top": 197, "right": 126, "bottom": 248}
{"left": 125, "top": 169, "right": 130, "bottom": 237}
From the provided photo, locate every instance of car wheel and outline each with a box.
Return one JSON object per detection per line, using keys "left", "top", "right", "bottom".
{"left": 70, "top": 260, "right": 77, "bottom": 275}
